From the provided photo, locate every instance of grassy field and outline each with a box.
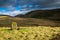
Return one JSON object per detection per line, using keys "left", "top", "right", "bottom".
{"left": 0, "top": 26, "right": 60, "bottom": 40}
{"left": 0, "top": 16, "right": 60, "bottom": 40}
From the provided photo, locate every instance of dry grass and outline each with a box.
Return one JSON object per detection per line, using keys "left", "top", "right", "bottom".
{"left": 0, "top": 16, "right": 60, "bottom": 27}
{"left": 0, "top": 26, "right": 60, "bottom": 40}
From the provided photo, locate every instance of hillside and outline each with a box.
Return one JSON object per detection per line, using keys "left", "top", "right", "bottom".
{"left": 0, "top": 16, "right": 60, "bottom": 27}
{"left": 15, "top": 9, "right": 60, "bottom": 21}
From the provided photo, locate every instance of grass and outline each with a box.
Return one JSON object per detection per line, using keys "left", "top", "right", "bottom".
{"left": 0, "top": 17, "right": 60, "bottom": 27}
{"left": 0, "top": 26, "right": 60, "bottom": 40}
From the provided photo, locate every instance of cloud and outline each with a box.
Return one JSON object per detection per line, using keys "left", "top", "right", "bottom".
{"left": 0, "top": 10, "right": 20, "bottom": 16}
{"left": 0, "top": 0, "right": 60, "bottom": 8}
{"left": 0, "top": 10, "right": 31, "bottom": 16}
{"left": 0, "top": 0, "right": 15, "bottom": 7}
{"left": 19, "top": 4, "right": 42, "bottom": 11}
{"left": 0, "top": 0, "right": 60, "bottom": 16}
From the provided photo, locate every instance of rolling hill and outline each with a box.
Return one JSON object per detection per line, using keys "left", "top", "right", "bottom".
{"left": 0, "top": 9, "right": 60, "bottom": 27}
{"left": 15, "top": 9, "right": 60, "bottom": 21}
{"left": 14, "top": 9, "right": 60, "bottom": 27}
{"left": 0, "top": 16, "right": 60, "bottom": 27}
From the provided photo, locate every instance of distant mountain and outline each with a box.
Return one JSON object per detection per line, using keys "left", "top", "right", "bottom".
{"left": 15, "top": 14, "right": 25, "bottom": 17}
{"left": 0, "top": 15, "right": 12, "bottom": 17}
{"left": 15, "top": 9, "right": 60, "bottom": 21}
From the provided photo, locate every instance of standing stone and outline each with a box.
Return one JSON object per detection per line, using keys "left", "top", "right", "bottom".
{"left": 11, "top": 22, "right": 17, "bottom": 30}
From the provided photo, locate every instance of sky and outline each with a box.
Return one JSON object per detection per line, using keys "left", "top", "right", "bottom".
{"left": 0, "top": 0, "right": 60, "bottom": 16}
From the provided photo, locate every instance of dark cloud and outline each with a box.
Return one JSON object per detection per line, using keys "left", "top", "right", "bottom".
{"left": 0, "top": 0, "right": 15, "bottom": 7}
{"left": 16, "top": 0, "right": 56, "bottom": 7}
{"left": 31, "top": 0, "right": 55, "bottom": 5}
{"left": 0, "top": 0, "right": 60, "bottom": 9}
{"left": 0, "top": 0, "right": 60, "bottom": 16}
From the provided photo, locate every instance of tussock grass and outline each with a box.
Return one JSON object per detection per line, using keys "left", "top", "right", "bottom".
{"left": 0, "top": 26, "right": 60, "bottom": 40}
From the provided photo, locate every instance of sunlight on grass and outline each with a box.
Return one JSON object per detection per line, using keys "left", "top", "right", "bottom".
{"left": 0, "top": 26, "right": 60, "bottom": 40}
